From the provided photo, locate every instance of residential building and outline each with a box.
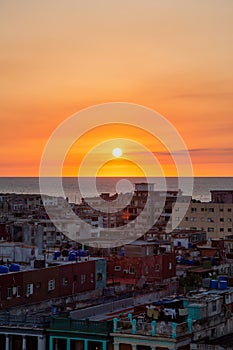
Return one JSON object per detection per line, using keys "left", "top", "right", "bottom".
{"left": 107, "top": 241, "right": 176, "bottom": 288}
{"left": 0, "top": 257, "right": 106, "bottom": 309}
{"left": 172, "top": 190, "right": 233, "bottom": 239}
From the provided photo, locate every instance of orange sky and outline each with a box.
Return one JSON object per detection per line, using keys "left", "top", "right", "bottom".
{"left": 0, "top": 1, "right": 233, "bottom": 177}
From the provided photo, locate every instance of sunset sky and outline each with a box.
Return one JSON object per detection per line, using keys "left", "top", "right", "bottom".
{"left": 0, "top": 0, "right": 233, "bottom": 177}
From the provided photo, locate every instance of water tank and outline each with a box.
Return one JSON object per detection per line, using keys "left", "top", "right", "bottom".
{"left": 79, "top": 250, "right": 86, "bottom": 257}
{"left": 69, "top": 251, "right": 76, "bottom": 261}
{"left": 0, "top": 265, "right": 9, "bottom": 274}
{"left": 211, "top": 279, "right": 218, "bottom": 289}
{"left": 218, "top": 276, "right": 227, "bottom": 282}
{"left": 9, "top": 264, "right": 20, "bottom": 272}
{"left": 219, "top": 280, "right": 228, "bottom": 290}
{"left": 186, "top": 259, "right": 194, "bottom": 265}
{"left": 54, "top": 251, "right": 60, "bottom": 260}
{"left": 178, "top": 241, "right": 181, "bottom": 247}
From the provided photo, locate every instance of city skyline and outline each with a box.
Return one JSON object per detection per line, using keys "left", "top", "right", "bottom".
{"left": 0, "top": 1, "right": 233, "bottom": 177}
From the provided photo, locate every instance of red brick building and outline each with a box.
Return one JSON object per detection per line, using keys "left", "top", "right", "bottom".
{"left": 107, "top": 246, "right": 176, "bottom": 286}
{"left": 107, "top": 254, "right": 176, "bottom": 285}
{"left": 0, "top": 258, "right": 106, "bottom": 309}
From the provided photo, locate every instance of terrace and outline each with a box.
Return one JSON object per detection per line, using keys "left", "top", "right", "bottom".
{"left": 114, "top": 315, "right": 190, "bottom": 339}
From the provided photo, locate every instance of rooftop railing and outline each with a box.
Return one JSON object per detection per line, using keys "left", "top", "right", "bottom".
{"left": 50, "top": 317, "right": 113, "bottom": 335}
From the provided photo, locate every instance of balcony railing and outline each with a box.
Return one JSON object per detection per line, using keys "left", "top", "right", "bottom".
{"left": 50, "top": 317, "right": 113, "bottom": 335}
{"left": 116, "top": 318, "right": 189, "bottom": 339}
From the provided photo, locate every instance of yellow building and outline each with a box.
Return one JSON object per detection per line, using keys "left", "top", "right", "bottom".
{"left": 172, "top": 191, "right": 233, "bottom": 239}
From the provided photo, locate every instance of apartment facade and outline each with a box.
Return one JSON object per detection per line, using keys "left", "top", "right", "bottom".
{"left": 172, "top": 191, "right": 233, "bottom": 239}
{"left": 172, "top": 202, "right": 233, "bottom": 239}
{"left": 0, "top": 258, "right": 106, "bottom": 309}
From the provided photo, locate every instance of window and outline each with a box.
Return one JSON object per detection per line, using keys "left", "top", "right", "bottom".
{"left": 115, "top": 266, "right": 121, "bottom": 271}
{"left": 227, "top": 218, "right": 232, "bottom": 222}
{"left": 129, "top": 266, "right": 135, "bottom": 274}
{"left": 48, "top": 279, "right": 55, "bottom": 291}
{"left": 90, "top": 273, "right": 94, "bottom": 283}
{"left": 220, "top": 228, "right": 224, "bottom": 232}
{"left": 36, "top": 282, "right": 41, "bottom": 289}
{"left": 191, "top": 208, "right": 197, "bottom": 212}
{"left": 81, "top": 274, "right": 86, "bottom": 284}
{"left": 201, "top": 208, "right": 205, "bottom": 212}
{"left": 15, "top": 286, "right": 20, "bottom": 297}
{"left": 145, "top": 265, "right": 149, "bottom": 274}
{"left": 228, "top": 208, "right": 232, "bottom": 212}
{"left": 63, "top": 277, "right": 68, "bottom": 286}
{"left": 211, "top": 328, "right": 216, "bottom": 337}
{"left": 212, "top": 301, "right": 217, "bottom": 312}
{"left": 97, "top": 273, "right": 103, "bottom": 281}
{"left": 208, "top": 227, "right": 214, "bottom": 232}
{"left": 201, "top": 217, "right": 205, "bottom": 222}
{"left": 169, "top": 262, "right": 172, "bottom": 270}
{"left": 208, "top": 218, "right": 214, "bottom": 222}
{"left": 219, "top": 208, "right": 224, "bottom": 212}
{"left": 7, "top": 288, "right": 13, "bottom": 299}
{"left": 175, "top": 207, "right": 179, "bottom": 212}
{"left": 156, "top": 264, "right": 160, "bottom": 272}
{"left": 14, "top": 286, "right": 21, "bottom": 297}
{"left": 228, "top": 228, "right": 232, "bottom": 232}
{"left": 192, "top": 234, "right": 200, "bottom": 242}
{"left": 220, "top": 218, "right": 224, "bottom": 222}
{"left": 185, "top": 217, "right": 189, "bottom": 221}
{"left": 190, "top": 217, "right": 197, "bottom": 222}
{"left": 209, "top": 208, "right": 214, "bottom": 212}
{"left": 26, "top": 283, "right": 33, "bottom": 296}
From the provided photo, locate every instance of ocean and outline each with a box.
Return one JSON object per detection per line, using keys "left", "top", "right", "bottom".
{"left": 0, "top": 177, "right": 233, "bottom": 204}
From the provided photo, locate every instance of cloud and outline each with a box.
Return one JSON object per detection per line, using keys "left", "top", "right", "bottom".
{"left": 150, "top": 147, "right": 233, "bottom": 164}
{"left": 169, "top": 92, "right": 233, "bottom": 100}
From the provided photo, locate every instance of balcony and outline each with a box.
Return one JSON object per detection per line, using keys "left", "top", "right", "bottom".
{"left": 115, "top": 318, "right": 190, "bottom": 339}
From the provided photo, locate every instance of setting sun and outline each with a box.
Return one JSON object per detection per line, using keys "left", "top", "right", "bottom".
{"left": 112, "top": 148, "right": 123, "bottom": 158}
